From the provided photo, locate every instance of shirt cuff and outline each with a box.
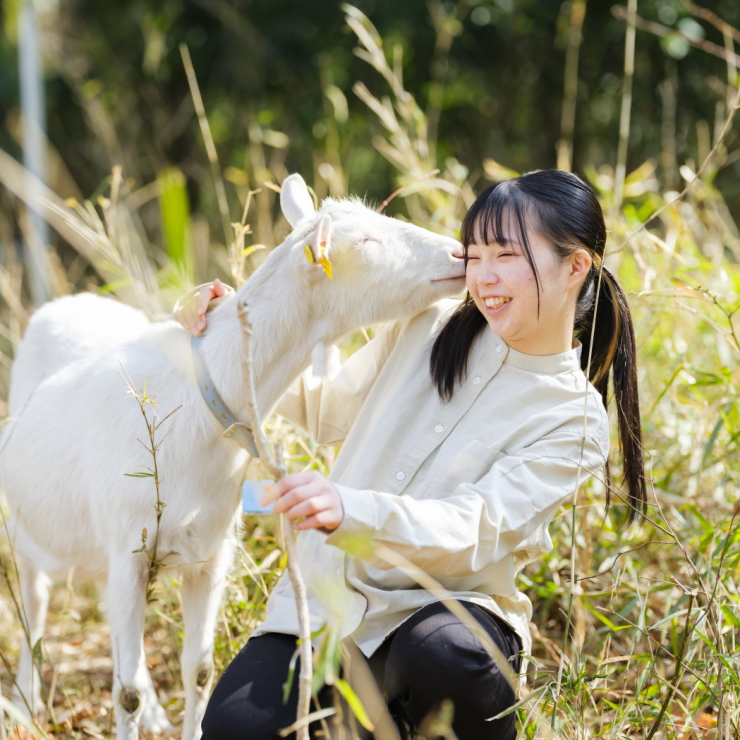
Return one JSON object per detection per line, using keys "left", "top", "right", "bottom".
{"left": 325, "top": 483, "right": 379, "bottom": 551}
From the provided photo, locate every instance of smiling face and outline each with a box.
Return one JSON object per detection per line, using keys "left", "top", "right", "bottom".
{"left": 465, "top": 209, "right": 592, "bottom": 356}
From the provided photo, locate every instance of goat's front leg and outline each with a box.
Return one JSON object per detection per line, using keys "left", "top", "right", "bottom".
{"left": 180, "top": 537, "right": 235, "bottom": 740}
{"left": 107, "top": 553, "right": 151, "bottom": 740}
{"left": 14, "top": 556, "right": 50, "bottom": 716}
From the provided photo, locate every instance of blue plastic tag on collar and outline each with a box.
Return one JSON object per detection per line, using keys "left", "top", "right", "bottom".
{"left": 242, "top": 480, "right": 275, "bottom": 514}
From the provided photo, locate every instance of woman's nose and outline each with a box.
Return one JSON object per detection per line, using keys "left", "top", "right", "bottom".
{"left": 476, "top": 261, "right": 500, "bottom": 286}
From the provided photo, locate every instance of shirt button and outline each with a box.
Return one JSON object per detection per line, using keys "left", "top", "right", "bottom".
{"left": 434, "top": 424, "right": 444, "bottom": 433}
{"left": 473, "top": 376, "right": 481, "bottom": 385}
{"left": 496, "top": 344, "right": 503, "bottom": 352}
{"left": 396, "top": 471, "right": 405, "bottom": 481}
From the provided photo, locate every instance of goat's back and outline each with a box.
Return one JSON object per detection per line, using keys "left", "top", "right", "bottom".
{"left": 8, "top": 294, "right": 150, "bottom": 414}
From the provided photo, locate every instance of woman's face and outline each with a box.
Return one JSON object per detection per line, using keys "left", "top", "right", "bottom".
{"left": 465, "top": 216, "right": 590, "bottom": 355}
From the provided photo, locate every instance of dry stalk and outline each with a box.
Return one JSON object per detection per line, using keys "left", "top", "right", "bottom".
{"left": 180, "top": 43, "right": 232, "bottom": 249}
{"left": 120, "top": 368, "right": 180, "bottom": 602}
{"left": 557, "top": 0, "right": 588, "bottom": 173}
{"left": 0, "top": 686, "right": 5, "bottom": 740}
{"left": 236, "top": 299, "right": 313, "bottom": 740}
{"left": 612, "top": 0, "right": 637, "bottom": 217}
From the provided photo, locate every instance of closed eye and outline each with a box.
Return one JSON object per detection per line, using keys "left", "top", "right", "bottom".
{"left": 354, "top": 237, "right": 381, "bottom": 249}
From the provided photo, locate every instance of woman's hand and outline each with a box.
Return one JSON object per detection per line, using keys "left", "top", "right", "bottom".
{"left": 174, "top": 278, "right": 235, "bottom": 336}
{"left": 260, "top": 471, "right": 344, "bottom": 532}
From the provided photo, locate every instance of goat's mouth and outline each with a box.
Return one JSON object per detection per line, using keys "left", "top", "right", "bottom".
{"left": 432, "top": 275, "right": 466, "bottom": 284}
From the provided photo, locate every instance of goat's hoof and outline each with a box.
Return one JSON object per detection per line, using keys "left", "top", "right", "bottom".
{"left": 140, "top": 699, "right": 174, "bottom": 735}
{"left": 120, "top": 687, "right": 141, "bottom": 714}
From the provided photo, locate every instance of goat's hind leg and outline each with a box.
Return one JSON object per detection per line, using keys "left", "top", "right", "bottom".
{"left": 107, "top": 553, "right": 164, "bottom": 740}
{"left": 13, "top": 555, "right": 50, "bottom": 717}
{"left": 180, "top": 537, "right": 235, "bottom": 740}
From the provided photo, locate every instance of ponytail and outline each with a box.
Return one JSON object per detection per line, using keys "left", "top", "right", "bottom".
{"left": 430, "top": 296, "right": 487, "bottom": 402}
{"left": 575, "top": 263, "right": 646, "bottom": 522}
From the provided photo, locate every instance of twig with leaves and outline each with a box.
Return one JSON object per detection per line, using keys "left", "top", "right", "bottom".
{"left": 236, "top": 300, "right": 313, "bottom": 740}
{"left": 120, "top": 368, "right": 180, "bottom": 603}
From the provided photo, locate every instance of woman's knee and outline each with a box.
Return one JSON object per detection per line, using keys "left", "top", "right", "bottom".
{"left": 201, "top": 633, "right": 300, "bottom": 740}
{"left": 384, "top": 602, "right": 519, "bottom": 738}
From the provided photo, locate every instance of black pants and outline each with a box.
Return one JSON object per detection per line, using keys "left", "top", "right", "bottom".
{"left": 202, "top": 601, "right": 522, "bottom": 740}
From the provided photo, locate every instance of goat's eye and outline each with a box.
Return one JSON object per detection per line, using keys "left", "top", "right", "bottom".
{"left": 356, "top": 237, "right": 379, "bottom": 249}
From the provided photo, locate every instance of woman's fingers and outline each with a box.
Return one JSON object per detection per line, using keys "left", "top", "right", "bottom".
{"left": 294, "top": 509, "right": 343, "bottom": 531}
{"left": 196, "top": 284, "right": 217, "bottom": 318}
{"left": 260, "top": 471, "right": 343, "bottom": 531}
{"left": 273, "top": 482, "right": 323, "bottom": 515}
{"left": 281, "top": 491, "right": 333, "bottom": 519}
{"left": 193, "top": 280, "right": 235, "bottom": 333}
{"left": 212, "top": 278, "right": 233, "bottom": 298}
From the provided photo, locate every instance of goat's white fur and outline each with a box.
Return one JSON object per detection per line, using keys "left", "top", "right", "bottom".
{"left": 0, "top": 173, "right": 464, "bottom": 740}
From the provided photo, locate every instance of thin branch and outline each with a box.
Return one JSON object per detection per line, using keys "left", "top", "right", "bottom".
{"left": 645, "top": 593, "right": 696, "bottom": 740}
{"left": 376, "top": 168, "right": 440, "bottom": 213}
{"left": 683, "top": 0, "right": 740, "bottom": 45}
{"left": 237, "top": 299, "right": 313, "bottom": 740}
{"left": 612, "top": 6, "right": 740, "bottom": 67}
{"left": 612, "top": 83, "right": 740, "bottom": 255}
{"left": 576, "top": 541, "right": 674, "bottom": 582}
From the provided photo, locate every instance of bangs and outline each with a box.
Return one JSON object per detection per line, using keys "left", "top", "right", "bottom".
{"left": 459, "top": 180, "right": 541, "bottom": 301}
{"left": 460, "top": 180, "right": 532, "bottom": 248}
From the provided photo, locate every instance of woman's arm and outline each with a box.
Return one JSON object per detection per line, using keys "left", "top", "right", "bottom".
{"left": 273, "top": 320, "right": 402, "bottom": 444}
{"left": 324, "top": 428, "right": 607, "bottom": 576}
{"left": 266, "top": 424, "right": 607, "bottom": 575}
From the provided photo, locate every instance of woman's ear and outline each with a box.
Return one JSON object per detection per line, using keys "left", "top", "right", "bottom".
{"left": 568, "top": 248, "right": 593, "bottom": 288}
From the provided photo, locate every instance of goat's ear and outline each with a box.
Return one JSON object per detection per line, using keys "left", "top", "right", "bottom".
{"left": 303, "top": 214, "right": 333, "bottom": 279}
{"left": 281, "top": 174, "right": 316, "bottom": 228}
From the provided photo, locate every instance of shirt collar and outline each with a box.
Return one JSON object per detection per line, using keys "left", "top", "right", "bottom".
{"left": 481, "top": 329, "right": 584, "bottom": 374}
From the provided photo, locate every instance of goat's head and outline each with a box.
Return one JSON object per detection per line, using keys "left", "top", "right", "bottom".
{"left": 276, "top": 173, "right": 465, "bottom": 333}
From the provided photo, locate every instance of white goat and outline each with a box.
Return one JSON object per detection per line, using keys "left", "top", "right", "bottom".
{"left": 0, "top": 173, "right": 465, "bottom": 740}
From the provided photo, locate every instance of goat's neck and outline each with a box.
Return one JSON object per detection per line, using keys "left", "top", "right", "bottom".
{"left": 197, "top": 273, "right": 323, "bottom": 422}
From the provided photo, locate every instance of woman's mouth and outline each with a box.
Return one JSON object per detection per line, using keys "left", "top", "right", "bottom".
{"left": 483, "top": 296, "right": 512, "bottom": 313}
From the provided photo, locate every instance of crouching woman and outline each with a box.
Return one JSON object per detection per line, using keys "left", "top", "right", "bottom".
{"left": 177, "top": 169, "right": 646, "bottom": 739}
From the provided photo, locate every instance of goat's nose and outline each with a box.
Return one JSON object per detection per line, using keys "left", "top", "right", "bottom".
{"left": 452, "top": 250, "right": 465, "bottom": 260}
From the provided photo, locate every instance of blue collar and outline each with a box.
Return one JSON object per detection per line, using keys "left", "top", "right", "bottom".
{"left": 191, "top": 334, "right": 260, "bottom": 458}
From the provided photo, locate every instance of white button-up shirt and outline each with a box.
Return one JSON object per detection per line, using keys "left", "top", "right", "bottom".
{"left": 254, "top": 299, "right": 609, "bottom": 667}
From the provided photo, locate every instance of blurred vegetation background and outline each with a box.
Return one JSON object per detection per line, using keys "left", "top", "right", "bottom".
{"left": 1, "top": 0, "right": 740, "bottom": 739}
{"left": 0, "top": 0, "right": 739, "bottom": 311}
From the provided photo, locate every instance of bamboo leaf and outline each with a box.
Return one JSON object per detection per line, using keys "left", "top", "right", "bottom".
{"left": 335, "top": 679, "right": 374, "bottom": 731}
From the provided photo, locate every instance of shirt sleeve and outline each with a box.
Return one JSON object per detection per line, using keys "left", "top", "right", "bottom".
{"left": 273, "top": 321, "right": 403, "bottom": 445}
{"left": 325, "top": 427, "right": 608, "bottom": 577}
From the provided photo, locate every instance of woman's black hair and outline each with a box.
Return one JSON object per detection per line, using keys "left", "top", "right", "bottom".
{"left": 430, "top": 169, "right": 646, "bottom": 521}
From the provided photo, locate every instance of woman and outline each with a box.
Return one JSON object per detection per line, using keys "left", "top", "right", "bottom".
{"left": 177, "top": 169, "right": 645, "bottom": 739}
